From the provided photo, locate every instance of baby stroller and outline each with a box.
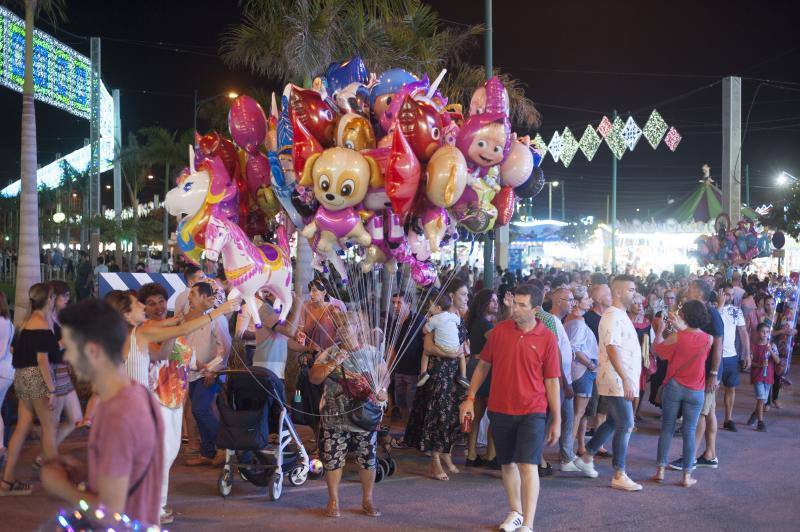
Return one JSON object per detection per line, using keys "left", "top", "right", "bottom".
{"left": 215, "top": 367, "right": 310, "bottom": 501}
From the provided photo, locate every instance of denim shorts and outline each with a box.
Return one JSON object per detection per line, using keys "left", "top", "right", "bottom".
{"left": 488, "top": 411, "right": 546, "bottom": 465}
{"left": 753, "top": 381, "right": 772, "bottom": 401}
{"left": 721, "top": 356, "right": 740, "bottom": 387}
{"left": 572, "top": 368, "right": 597, "bottom": 398}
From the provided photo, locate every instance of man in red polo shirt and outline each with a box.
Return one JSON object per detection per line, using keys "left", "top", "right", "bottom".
{"left": 461, "top": 284, "right": 561, "bottom": 532}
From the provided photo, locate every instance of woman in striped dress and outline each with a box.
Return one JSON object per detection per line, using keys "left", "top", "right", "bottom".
{"left": 104, "top": 290, "right": 238, "bottom": 387}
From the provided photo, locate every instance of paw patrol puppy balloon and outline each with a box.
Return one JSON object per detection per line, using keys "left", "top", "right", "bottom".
{"left": 336, "top": 113, "right": 376, "bottom": 151}
{"left": 299, "top": 147, "right": 383, "bottom": 253}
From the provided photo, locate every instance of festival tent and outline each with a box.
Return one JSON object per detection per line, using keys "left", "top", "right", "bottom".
{"left": 659, "top": 178, "right": 759, "bottom": 223}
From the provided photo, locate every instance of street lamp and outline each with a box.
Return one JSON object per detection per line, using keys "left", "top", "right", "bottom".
{"left": 547, "top": 181, "right": 559, "bottom": 220}
{"left": 147, "top": 174, "right": 154, "bottom": 180}
{"left": 777, "top": 171, "right": 797, "bottom": 186}
{"left": 193, "top": 90, "right": 239, "bottom": 132}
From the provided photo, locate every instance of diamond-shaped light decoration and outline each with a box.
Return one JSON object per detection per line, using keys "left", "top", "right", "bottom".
{"left": 597, "top": 116, "right": 613, "bottom": 138}
{"left": 664, "top": 127, "right": 682, "bottom": 152}
{"left": 620, "top": 116, "right": 642, "bottom": 151}
{"left": 532, "top": 133, "right": 548, "bottom": 158}
{"left": 560, "top": 127, "right": 579, "bottom": 168}
{"left": 643, "top": 109, "right": 668, "bottom": 149}
{"left": 548, "top": 131, "right": 563, "bottom": 163}
{"left": 605, "top": 116, "right": 627, "bottom": 160}
{"left": 579, "top": 124, "right": 602, "bottom": 162}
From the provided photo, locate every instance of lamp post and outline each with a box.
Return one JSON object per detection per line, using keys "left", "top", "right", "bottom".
{"left": 193, "top": 90, "right": 239, "bottom": 132}
{"left": 776, "top": 171, "right": 797, "bottom": 186}
{"left": 547, "top": 181, "right": 560, "bottom": 220}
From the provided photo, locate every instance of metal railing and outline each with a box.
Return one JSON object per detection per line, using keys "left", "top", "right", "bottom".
{"left": 0, "top": 263, "right": 76, "bottom": 285}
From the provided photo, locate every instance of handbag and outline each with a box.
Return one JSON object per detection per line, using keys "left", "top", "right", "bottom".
{"left": 339, "top": 368, "right": 383, "bottom": 432}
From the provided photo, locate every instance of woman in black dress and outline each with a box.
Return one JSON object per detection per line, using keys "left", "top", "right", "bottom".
{"left": 404, "top": 279, "right": 470, "bottom": 481}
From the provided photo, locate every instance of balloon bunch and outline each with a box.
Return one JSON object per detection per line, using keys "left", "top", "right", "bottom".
{"left": 694, "top": 219, "right": 772, "bottom": 267}
{"left": 180, "top": 56, "right": 545, "bottom": 288}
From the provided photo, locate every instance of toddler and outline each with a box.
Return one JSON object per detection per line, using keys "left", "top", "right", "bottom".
{"left": 747, "top": 322, "right": 780, "bottom": 431}
{"left": 418, "top": 293, "right": 469, "bottom": 388}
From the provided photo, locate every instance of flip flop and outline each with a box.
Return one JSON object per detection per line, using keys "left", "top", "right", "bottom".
{"left": 362, "top": 503, "right": 382, "bottom": 517}
{"left": 324, "top": 501, "right": 341, "bottom": 518}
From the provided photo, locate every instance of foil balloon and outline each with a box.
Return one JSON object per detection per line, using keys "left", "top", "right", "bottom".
{"left": 455, "top": 112, "right": 511, "bottom": 175}
{"left": 277, "top": 93, "right": 293, "bottom": 153}
{"left": 266, "top": 92, "right": 279, "bottom": 152}
{"left": 335, "top": 82, "right": 371, "bottom": 116}
{"left": 267, "top": 151, "right": 305, "bottom": 228}
{"left": 421, "top": 198, "right": 448, "bottom": 253}
{"left": 370, "top": 68, "right": 417, "bottom": 130}
{"left": 291, "top": 109, "right": 323, "bottom": 176}
{"left": 385, "top": 125, "right": 422, "bottom": 217}
{"left": 379, "top": 76, "right": 430, "bottom": 134}
{"left": 514, "top": 167, "right": 545, "bottom": 199}
{"left": 255, "top": 183, "right": 282, "bottom": 219}
{"left": 406, "top": 224, "right": 431, "bottom": 261}
{"left": 410, "top": 260, "right": 436, "bottom": 286}
{"left": 195, "top": 131, "right": 241, "bottom": 182}
{"left": 492, "top": 186, "right": 515, "bottom": 227}
{"left": 483, "top": 76, "right": 510, "bottom": 116}
{"left": 298, "top": 147, "right": 383, "bottom": 253}
{"left": 290, "top": 86, "right": 338, "bottom": 147}
{"left": 228, "top": 95, "right": 268, "bottom": 154}
{"left": 450, "top": 180, "right": 498, "bottom": 233}
{"left": 336, "top": 113, "right": 376, "bottom": 151}
{"left": 395, "top": 94, "right": 443, "bottom": 162}
{"left": 499, "top": 141, "right": 535, "bottom": 188}
{"left": 245, "top": 152, "right": 270, "bottom": 196}
{"left": 425, "top": 145, "right": 467, "bottom": 208}
{"left": 324, "top": 56, "right": 369, "bottom": 95}
{"left": 292, "top": 185, "right": 318, "bottom": 218}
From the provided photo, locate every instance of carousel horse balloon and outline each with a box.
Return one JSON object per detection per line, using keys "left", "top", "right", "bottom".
{"left": 203, "top": 214, "right": 293, "bottom": 327}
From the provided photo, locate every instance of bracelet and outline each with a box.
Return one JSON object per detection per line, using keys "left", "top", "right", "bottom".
{"left": 465, "top": 395, "right": 475, "bottom": 402}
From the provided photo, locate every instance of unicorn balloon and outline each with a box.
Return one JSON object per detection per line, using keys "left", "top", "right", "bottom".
{"left": 165, "top": 147, "right": 293, "bottom": 326}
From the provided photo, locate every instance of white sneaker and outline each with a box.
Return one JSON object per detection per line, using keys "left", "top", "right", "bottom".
{"left": 571, "top": 457, "right": 599, "bottom": 478}
{"left": 560, "top": 460, "right": 580, "bottom": 472}
{"left": 499, "top": 510, "right": 523, "bottom": 531}
{"left": 516, "top": 527, "right": 533, "bottom": 532}
{"left": 611, "top": 472, "right": 643, "bottom": 491}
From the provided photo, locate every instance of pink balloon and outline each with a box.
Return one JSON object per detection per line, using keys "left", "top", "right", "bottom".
{"left": 245, "top": 152, "right": 270, "bottom": 196}
{"left": 484, "top": 76, "right": 509, "bottom": 116}
{"left": 228, "top": 95, "right": 267, "bottom": 154}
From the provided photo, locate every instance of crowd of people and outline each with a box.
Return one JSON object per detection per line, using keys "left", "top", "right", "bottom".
{"left": 0, "top": 261, "right": 794, "bottom": 530}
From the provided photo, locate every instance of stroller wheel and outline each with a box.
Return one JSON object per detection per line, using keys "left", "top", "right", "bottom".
{"left": 288, "top": 465, "right": 309, "bottom": 486}
{"left": 378, "top": 458, "right": 389, "bottom": 474}
{"left": 268, "top": 472, "right": 283, "bottom": 501}
{"left": 387, "top": 457, "right": 396, "bottom": 476}
{"left": 218, "top": 471, "right": 233, "bottom": 497}
{"left": 374, "top": 462, "right": 386, "bottom": 483}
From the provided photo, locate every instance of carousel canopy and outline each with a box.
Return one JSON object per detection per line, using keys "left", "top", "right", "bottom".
{"left": 658, "top": 179, "right": 758, "bottom": 223}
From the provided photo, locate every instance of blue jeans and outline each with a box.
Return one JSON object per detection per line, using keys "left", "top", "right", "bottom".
{"left": 657, "top": 380, "right": 703, "bottom": 470}
{"left": 189, "top": 379, "right": 220, "bottom": 458}
{"left": 545, "top": 389, "right": 575, "bottom": 462}
{"left": 586, "top": 396, "right": 634, "bottom": 471}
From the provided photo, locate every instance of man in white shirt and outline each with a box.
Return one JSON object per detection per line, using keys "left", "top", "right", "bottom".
{"left": 548, "top": 287, "right": 587, "bottom": 475}
{"left": 173, "top": 265, "right": 205, "bottom": 317}
{"left": 718, "top": 283, "right": 751, "bottom": 432}
{"left": 184, "top": 282, "right": 231, "bottom": 466}
{"left": 574, "top": 275, "right": 643, "bottom": 491}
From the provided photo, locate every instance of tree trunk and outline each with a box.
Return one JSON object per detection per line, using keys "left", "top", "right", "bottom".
{"left": 13, "top": 2, "right": 42, "bottom": 324}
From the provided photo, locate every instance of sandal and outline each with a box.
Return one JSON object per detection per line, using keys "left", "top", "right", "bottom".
{"left": 0, "top": 479, "right": 32, "bottom": 496}
{"left": 429, "top": 457, "right": 449, "bottom": 481}
{"left": 362, "top": 502, "right": 382, "bottom": 517}
{"left": 324, "top": 500, "right": 341, "bottom": 518}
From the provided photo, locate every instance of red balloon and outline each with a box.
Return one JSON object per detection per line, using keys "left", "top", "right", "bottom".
{"left": 289, "top": 87, "right": 338, "bottom": 147}
{"left": 196, "top": 131, "right": 241, "bottom": 183}
{"left": 291, "top": 110, "right": 323, "bottom": 176}
{"left": 492, "top": 186, "right": 515, "bottom": 227}
{"left": 396, "top": 95, "right": 443, "bottom": 162}
{"left": 386, "top": 126, "right": 421, "bottom": 217}
{"left": 245, "top": 152, "right": 271, "bottom": 196}
{"left": 228, "top": 95, "right": 267, "bottom": 153}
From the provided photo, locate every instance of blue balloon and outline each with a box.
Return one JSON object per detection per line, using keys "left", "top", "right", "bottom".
{"left": 746, "top": 234, "right": 757, "bottom": 248}
{"left": 369, "top": 68, "right": 417, "bottom": 109}
{"left": 277, "top": 95, "right": 293, "bottom": 154}
{"left": 324, "top": 56, "right": 370, "bottom": 95}
{"left": 532, "top": 150, "right": 543, "bottom": 168}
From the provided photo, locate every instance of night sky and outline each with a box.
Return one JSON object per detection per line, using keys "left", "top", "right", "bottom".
{"left": 1, "top": 0, "right": 799, "bottom": 221}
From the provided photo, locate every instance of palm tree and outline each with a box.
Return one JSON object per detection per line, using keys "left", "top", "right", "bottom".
{"left": 138, "top": 127, "right": 195, "bottom": 265}
{"left": 7, "top": 0, "right": 67, "bottom": 323}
